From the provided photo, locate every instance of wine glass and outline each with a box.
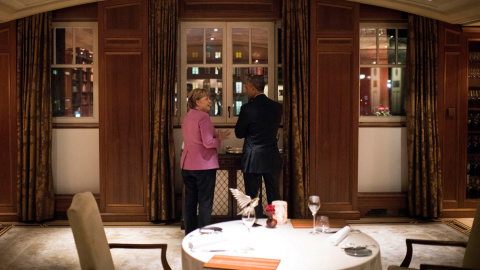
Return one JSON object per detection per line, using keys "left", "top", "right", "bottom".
{"left": 308, "top": 195, "right": 321, "bottom": 234}
{"left": 241, "top": 207, "right": 256, "bottom": 251}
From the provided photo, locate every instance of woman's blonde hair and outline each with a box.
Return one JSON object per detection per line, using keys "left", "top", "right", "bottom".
{"left": 187, "top": 88, "right": 210, "bottom": 109}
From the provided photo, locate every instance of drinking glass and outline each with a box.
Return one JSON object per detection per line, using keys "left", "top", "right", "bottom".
{"left": 308, "top": 195, "right": 321, "bottom": 234}
{"left": 316, "top": 215, "right": 330, "bottom": 233}
{"left": 241, "top": 207, "right": 256, "bottom": 251}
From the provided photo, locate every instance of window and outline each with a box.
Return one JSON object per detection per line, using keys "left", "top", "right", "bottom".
{"left": 359, "top": 24, "right": 407, "bottom": 122}
{"left": 179, "top": 22, "right": 278, "bottom": 124}
{"left": 51, "top": 22, "right": 98, "bottom": 124}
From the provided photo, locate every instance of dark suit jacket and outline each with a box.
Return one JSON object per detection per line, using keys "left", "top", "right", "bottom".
{"left": 235, "top": 94, "right": 282, "bottom": 173}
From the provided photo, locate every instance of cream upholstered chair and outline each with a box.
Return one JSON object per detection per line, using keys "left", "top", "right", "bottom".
{"left": 67, "top": 192, "right": 171, "bottom": 270}
{"left": 388, "top": 202, "right": 480, "bottom": 270}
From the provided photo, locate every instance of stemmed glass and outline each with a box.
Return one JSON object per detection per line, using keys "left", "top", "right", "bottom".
{"left": 241, "top": 207, "right": 256, "bottom": 251}
{"left": 308, "top": 195, "right": 321, "bottom": 234}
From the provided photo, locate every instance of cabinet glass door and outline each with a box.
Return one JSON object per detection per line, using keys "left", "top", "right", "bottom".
{"left": 467, "top": 41, "right": 480, "bottom": 200}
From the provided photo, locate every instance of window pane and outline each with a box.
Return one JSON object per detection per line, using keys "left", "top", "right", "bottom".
{"left": 398, "top": 29, "right": 407, "bottom": 64}
{"left": 75, "top": 28, "right": 94, "bottom": 64}
{"left": 186, "top": 67, "right": 223, "bottom": 117}
{"left": 359, "top": 67, "right": 406, "bottom": 116}
{"left": 187, "top": 28, "right": 204, "bottom": 64}
{"left": 360, "top": 28, "right": 376, "bottom": 65}
{"left": 206, "top": 28, "right": 222, "bottom": 64}
{"left": 232, "top": 28, "right": 249, "bottom": 64}
{"left": 52, "top": 67, "right": 94, "bottom": 117}
{"left": 378, "top": 29, "right": 396, "bottom": 64}
{"left": 232, "top": 67, "right": 268, "bottom": 116}
{"left": 277, "top": 67, "right": 283, "bottom": 104}
{"left": 55, "top": 28, "right": 73, "bottom": 64}
{"left": 252, "top": 28, "right": 268, "bottom": 64}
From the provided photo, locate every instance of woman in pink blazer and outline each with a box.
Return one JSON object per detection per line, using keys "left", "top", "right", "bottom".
{"left": 181, "top": 88, "right": 230, "bottom": 235}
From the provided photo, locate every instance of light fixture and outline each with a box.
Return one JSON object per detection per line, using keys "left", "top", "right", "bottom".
{"left": 214, "top": 28, "right": 218, "bottom": 31}
{"left": 210, "top": 37, "right": 214, "bottom": 40}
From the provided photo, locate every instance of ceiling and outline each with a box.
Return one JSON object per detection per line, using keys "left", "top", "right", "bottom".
{"left": 0, "top": 0, "right": 479, "bottom": 26}
{"left": 0, "top": 0, "right": 102, "bottom": 23}
{"left": 348, "top": 0, "right": 480, "bottom": 26}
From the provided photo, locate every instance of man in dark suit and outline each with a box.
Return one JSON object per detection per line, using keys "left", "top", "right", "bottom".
{"left": 235, "top": 75, "right": 282, "bottom": 218}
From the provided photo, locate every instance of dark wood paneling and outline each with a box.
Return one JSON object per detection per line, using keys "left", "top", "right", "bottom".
{"left": 358, "top": 192, "right": 407, "bottom": 217}
{"left": 52, "top": 3, "right": 98, "bottom": 21}
{"left": 0, "top": 21, "right": 17, "bottom": 221}
{"left": 99, "top": 0, "right": 148, "bottom": 219}
{"left": 310, "top": 0, "right": 359, "bottom": 219}
{"left": 179, "top": 0, "right": 281, "bottom": 20}
{"left": 359, "top": 3, "right": 407, "bottom": 22}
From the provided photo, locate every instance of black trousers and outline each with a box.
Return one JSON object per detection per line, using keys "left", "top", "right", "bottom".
{"left": 243, "top": 171, "right": 280, "bottom": 218}
{"left": 182, "top": 169, "right": 216, "bottom": 235}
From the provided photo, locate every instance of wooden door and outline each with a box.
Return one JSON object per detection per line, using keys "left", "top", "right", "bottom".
{"left": 98, "top": 0, "right": 149, "bottom": 221}
{"left": 310, "top": 0, "right": 360, "bottom": 219}
{"left": 0, "top": 21, "right": 17, "bottom": 222}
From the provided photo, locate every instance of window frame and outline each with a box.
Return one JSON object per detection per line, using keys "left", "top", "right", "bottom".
{"left": 51, "top": 21, "right": 99, "bottom": 124}
{"left": 359, "top": 23, "right": 407, "bottom": 124}
{"left": 178, "top": 21, "right": 276, "bottom": 125}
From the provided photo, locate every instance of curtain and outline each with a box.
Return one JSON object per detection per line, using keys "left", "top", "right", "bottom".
{"left": 406, "top": 14, "right": 442, "bottom": 218}
{"left": 282, "top": 0, "right": 310, "bottom": 218}
{"left": 147, "top": 0, "right": 177, "bottom": 221}
{"left": 16, "top": 12, "right": 55, "bottom": 222}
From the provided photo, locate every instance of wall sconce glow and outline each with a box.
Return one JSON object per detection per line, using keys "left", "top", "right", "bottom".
{"left": 236, "top": 52, "right": 242, "bottom": 58}
{"left": 360, "top": 74, "right": 365, "bottom": 79}
{"left": 210, "top": 37, "right": 214, "bottom": 40}
{"left": 214, "top": 28, "right": 218, "bottom": 31}
{"left": 373, "top": 61, "right": 376, "bottom": 64}
{"left": 255, "top": 60, "right": 259, "bottom": 63}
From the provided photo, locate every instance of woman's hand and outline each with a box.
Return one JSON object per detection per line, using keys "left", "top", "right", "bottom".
{"left": 217, "top": 129, "right": 231, "bottom": 142}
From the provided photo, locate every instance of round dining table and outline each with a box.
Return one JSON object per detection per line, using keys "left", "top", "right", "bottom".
{"left": 182, "top": 219, "right": 382, "bottom": 270}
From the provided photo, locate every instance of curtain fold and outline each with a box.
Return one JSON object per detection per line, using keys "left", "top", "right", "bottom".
{"left": 147, "top": 0, "right": 177, "bottom": 221}
{"left": 406, "top": 14, "right": 442, "bottom": 218}
{"left": 282, "top": 0, "right": 310, "bottom": 218}
{"left": 16, "top": 12, "right": 55, "bottom": 222}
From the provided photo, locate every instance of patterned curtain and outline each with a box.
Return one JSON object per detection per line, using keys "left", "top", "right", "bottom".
{"left": 282, "top": 0, "right": 310, "bottom": 218}
{"left": 406, "top": 14, "right": 442, "bottom": 218}
{"left": 16, "top": 12, "right": 55, "bottom": 222}
{"left": 147, "top": 0, "right": 177, "bottom": 221}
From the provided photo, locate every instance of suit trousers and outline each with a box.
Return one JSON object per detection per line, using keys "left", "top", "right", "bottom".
{"left": 182, "top": 169, "right": 216, "bottom": 235}
{"left": 243, "top": 171, "right": 280, "bottom": 218}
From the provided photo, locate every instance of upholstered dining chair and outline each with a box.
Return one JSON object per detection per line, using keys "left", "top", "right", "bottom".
{"left": 388, "top": 201, "right": 480, "bottom": 270}
{"left": 67, "top": 192, "right": 172, "bottom": 270}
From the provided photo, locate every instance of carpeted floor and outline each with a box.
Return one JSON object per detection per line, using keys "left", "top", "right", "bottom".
{"left": 0, "top": 220, "right": 470, "bottom": 270}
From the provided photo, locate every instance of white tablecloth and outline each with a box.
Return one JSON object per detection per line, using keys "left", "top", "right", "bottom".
{"left": 182, "top": 219, "right": 382, "bottom": 270}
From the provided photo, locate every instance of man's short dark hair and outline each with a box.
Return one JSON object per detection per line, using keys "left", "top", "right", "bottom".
{"left": 246, "top": 75, "right": 265, "bottom": 92}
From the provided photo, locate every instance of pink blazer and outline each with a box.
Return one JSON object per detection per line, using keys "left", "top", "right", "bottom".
{"left": 181, "top": 109, "right": 221, "bottom": 170}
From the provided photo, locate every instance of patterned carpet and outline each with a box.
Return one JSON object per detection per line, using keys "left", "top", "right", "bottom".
{"left": 0, "top": 221, "right": 470, "bottom": 270}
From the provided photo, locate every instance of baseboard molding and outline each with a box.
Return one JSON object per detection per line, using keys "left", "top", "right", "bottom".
{"left": 0, "top": 213, "right": 18, "bottom": 222}
{"left": 358, "top": 192, "right": 408, "bottom": 217}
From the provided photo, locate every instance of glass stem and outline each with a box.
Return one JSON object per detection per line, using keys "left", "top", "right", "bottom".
{"left": 313, "top": 213, "right": 316, "bottom": 233}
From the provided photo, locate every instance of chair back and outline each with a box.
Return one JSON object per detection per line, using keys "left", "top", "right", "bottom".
{"left": 463, "top": 201, "right": 480, "bottom": 268}
{"left": 67, "top": 192, "right": 115, "bottom": 270}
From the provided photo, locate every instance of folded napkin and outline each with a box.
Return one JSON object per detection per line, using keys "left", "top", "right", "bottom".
{"left": 204, "top": 255, "right": 281, "bottom": 270}
{"left": 328, "top": 225, "right": 351, "bottom": 246}
{"left": 188, "top": 233, "right": 230, "bottom": 251}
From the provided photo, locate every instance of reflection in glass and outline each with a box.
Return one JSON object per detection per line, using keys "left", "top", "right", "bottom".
{"left": 75, "top": 28, "right": 94, "bottom": 64}
{"left": 360, "top": 28, "right": 376, "bottom": 65}
{"left": 187, "top": 67, "right": 223, "bottom": 116}
{"left": 378, "top": 28, "right": 396, "bottom": 64}
{"left": 359, "top": 67, "right": 405, "bottom": 116}
{"left": 252, "top": 28, "right": 268, "bottom": 64}
{"left": 397, "top": 29, "right": 407, "bottom": 64}
{"left": 232, "top": 67, "right": 268, "bottom": 116}
{"left": 55, "top": 28, "right": 73, "bottom": 64}
{"left": 277, "top": 67, "right": 283, "bottom": 104}
{"left": 206, "top": 28, "right": 222, "bottom": 64}
{"left": 52, "top": 67, "right": 94, "bottom": 117}
{"left": 187, "top": 28, "right": 204, "bottom": 64}
{"left": 233, "top": 28, "right": 249, "bottom": 64}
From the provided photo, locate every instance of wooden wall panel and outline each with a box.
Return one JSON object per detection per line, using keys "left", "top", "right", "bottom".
{"left": 310, "top": 0, "right": 359, "bottom": 219}
{"left": 438, "top": 22, "right": 462, "bottom": 211}
{"left": 99, "top": 0, "right": 148, "bottom": 219}
{"left": 0, "top": 21, "right": 17, "bottom": 221}
{"left": 179, "top": 0, "right": 281, "bottom": 19}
